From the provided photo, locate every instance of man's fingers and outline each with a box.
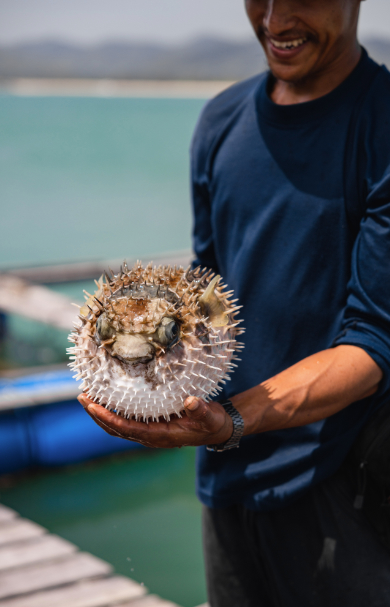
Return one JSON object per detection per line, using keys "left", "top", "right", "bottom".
{"left": 184, "top": 396, "right": 234, "bottom": 444}
{"left": 87, "top": 403, "right": 131, "bottom": 433}
{"left": 184, "top": 396, "right": 223, "bottom": 430}
{"left": 86, "top": 409, "right": 124, "bottom": 438}
{"left": 78, "top": 393, "right": 96, "bottom": 409}
{"left": 79, "top": 395, "right": 129, "bottom": 435}
{"left": 87, "top": 402, "right": 165, "bottom": 442}
{"left": 184, "top": 396, "right": 225, "bottom": 433}
{"left": 78, "top": 394, "right": 125, "bottom": 438}
{"left": 184, "top": 396, "right": 210, "bottom": 420}
{"left": 87, "top": 403, "right": 187, "bottom": 448}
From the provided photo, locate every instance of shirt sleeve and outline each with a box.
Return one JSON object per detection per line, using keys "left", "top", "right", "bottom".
{"left": 190, "top": 113, "right": 220, "bottom": 273}
{"left": 333, "top": 167, "right": 390, "bottom": 394}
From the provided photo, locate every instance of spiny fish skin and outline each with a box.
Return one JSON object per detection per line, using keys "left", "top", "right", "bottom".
{"left": 68, "top": 262, "right": 245, "bottom": 422}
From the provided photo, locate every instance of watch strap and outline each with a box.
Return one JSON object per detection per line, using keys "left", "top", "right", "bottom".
{"left": 207, "top": 399, "right": 244, "bottom": 452}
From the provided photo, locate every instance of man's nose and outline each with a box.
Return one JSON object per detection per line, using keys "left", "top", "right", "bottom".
{"left": 263, "top": 0, "right": 297, "bottom": 35}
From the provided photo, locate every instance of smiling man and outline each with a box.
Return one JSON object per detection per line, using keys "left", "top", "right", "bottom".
{"left": 79, "top": 0, "right": 390, "bottom": 604}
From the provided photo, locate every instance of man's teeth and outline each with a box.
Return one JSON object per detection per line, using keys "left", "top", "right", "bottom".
{"left": 271, "top": 38, "right": 307, "bottom": 50}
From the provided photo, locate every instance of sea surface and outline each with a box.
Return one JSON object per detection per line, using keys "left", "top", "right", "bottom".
{"left": 0, "top": 94, "right": 206, "bottom": 269}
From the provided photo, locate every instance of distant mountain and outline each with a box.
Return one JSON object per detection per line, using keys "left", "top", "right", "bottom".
{"left": 0, "top": 37, "right": 267, "bottom": 81}
{"left": 0, "top": 37, "right": 388, "bottom": 81}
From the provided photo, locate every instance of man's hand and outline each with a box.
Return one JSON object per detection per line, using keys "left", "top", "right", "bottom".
{"left": 78, "top": 393, "right": 233, "bottom": 449}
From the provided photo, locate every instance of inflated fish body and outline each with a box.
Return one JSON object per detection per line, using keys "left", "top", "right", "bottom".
{"left": 68, "top": 262, "right": 244, "bottom": 421}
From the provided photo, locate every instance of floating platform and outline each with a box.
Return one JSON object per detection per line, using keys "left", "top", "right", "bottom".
{"left": 0, "top": 503, "right": 183, "bottom": 607}
{"left": 4, "top": 251, "right": 191, "bottom": 284}
{"left": 0, "top": 366, "right": 78, "bottom": 411}
{"left": 0, "top": 251, "right": 192, "bottom": 332}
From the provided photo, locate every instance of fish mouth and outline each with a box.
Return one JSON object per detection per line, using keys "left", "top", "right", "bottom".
{"left": 114, "top": 353, "right": 154, "bottom": 365}
{"left": 110, "top": 334, "right": 156, "bottom": 364}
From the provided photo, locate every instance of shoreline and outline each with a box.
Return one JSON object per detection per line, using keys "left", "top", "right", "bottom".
{"left": 0, "top": 77, "right": 235, "bottom": 99}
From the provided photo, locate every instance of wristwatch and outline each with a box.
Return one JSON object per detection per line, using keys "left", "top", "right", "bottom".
{"left": 207, "top": 399, "right": 245, "bottom": 452}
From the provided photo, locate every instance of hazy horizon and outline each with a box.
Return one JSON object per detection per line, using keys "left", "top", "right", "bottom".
{"left": 1, "top": 32, "right": 390, "bottom": 49}
{"left": 0, "top": 0, "right": 389, "bottom": 46}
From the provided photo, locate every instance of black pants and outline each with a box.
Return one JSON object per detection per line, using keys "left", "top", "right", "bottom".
{"left": 202, "top": 468, "right": 390, "bottom": 607}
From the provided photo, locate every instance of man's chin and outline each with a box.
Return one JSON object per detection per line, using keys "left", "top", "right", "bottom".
{"left": 267, "top": 60, "right": 314, "bottom": 87}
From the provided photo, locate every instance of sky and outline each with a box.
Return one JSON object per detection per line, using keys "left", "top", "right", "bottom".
{"left": 0, "top": 0, "right": 389, "bottom": 46}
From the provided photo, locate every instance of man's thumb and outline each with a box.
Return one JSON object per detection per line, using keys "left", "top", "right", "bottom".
{"left": 184, "top": 396, "right": 209, "bottom": 420}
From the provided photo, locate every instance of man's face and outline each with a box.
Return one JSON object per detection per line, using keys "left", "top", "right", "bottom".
{"left": 245, "top": 0, "right": 361, "bottom": 83}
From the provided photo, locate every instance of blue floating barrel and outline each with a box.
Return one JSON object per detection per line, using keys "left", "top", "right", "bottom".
{"left": 0, "top": 368, "right": 144, "bottom": 475}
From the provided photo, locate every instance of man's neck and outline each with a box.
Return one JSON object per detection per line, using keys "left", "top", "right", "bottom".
{"left": 270, "top": 42, "right": 362, "bottom": 106}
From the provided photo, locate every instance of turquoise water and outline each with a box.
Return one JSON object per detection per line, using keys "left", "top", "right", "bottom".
{"left": 0, "top": 95, "right": 205, "bottom": 269}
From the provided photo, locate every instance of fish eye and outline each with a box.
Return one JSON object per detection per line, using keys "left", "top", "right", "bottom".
{"left": 166, "top": 321, "right": 178, "bottom": 340}
{"left": 96, "top": 314, "right": 115, "bottom": 341}
{"left": 155, "top": 318, "right": 180, "bottom": 348}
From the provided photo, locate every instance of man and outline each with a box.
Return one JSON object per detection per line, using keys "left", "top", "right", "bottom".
{"left": 79, "top": 0, "right": 390, "bottom": 604}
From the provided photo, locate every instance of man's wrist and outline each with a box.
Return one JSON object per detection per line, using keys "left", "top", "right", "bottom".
{"left": 230, "top": 387, "right": 271, "bottom": 436}
{"left": 220, "top": 407, "right": 234, "bottom": 442}
{"left": 207, "top": 400, "right": 244, "bottom": 452}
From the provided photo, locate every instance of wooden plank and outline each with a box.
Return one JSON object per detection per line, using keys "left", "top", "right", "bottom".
{"left": 0, "top": 506, "right": 17, "bottom": 522}
{"left": 117, "top": 596, "right": 181, "bottom": 607}
{"left": 0, "top": 274, "right": 78, "bottom": 330}
{"left": 0, "top": 252, "right": 191, "bottom": 330}
{"left": 0, "top": 575, "right": 146, "bottom": 607}
{"left": 0, "top": 535, "right": 77, "bottom": 571}
{"left": 0, "top": 505, "right": 182, "bottom": 607}
{"left": 0, "top": 552, "right": 111, "bottom": 600}
{"left": 0, "top": 520, "right": 45, "bottom": 547}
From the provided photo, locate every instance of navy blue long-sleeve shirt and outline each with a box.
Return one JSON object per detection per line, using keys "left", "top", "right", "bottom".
{"left": 191, "top": 48, "right": 390, "bottom": 511}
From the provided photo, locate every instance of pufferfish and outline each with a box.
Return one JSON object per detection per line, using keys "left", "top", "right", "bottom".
{"left": 67, "top": 262, "right": 244, "bottom": 422}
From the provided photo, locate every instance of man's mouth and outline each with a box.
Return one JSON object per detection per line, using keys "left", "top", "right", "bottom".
{"left": 270, "top": 37, "right": 308, "bottom": 51}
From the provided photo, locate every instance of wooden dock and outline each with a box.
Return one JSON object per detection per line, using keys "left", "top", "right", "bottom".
{"left": 0, "top": 251, "right": 192, "bottom": 331}
{"left": 0, "top": 503, "right": 182, "bottom": 607}
{"left": 3, "top": 251, "right": 192, "bottom": 285}
{"left": 0, "top": 274, "right": 78, "bottom": 331}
